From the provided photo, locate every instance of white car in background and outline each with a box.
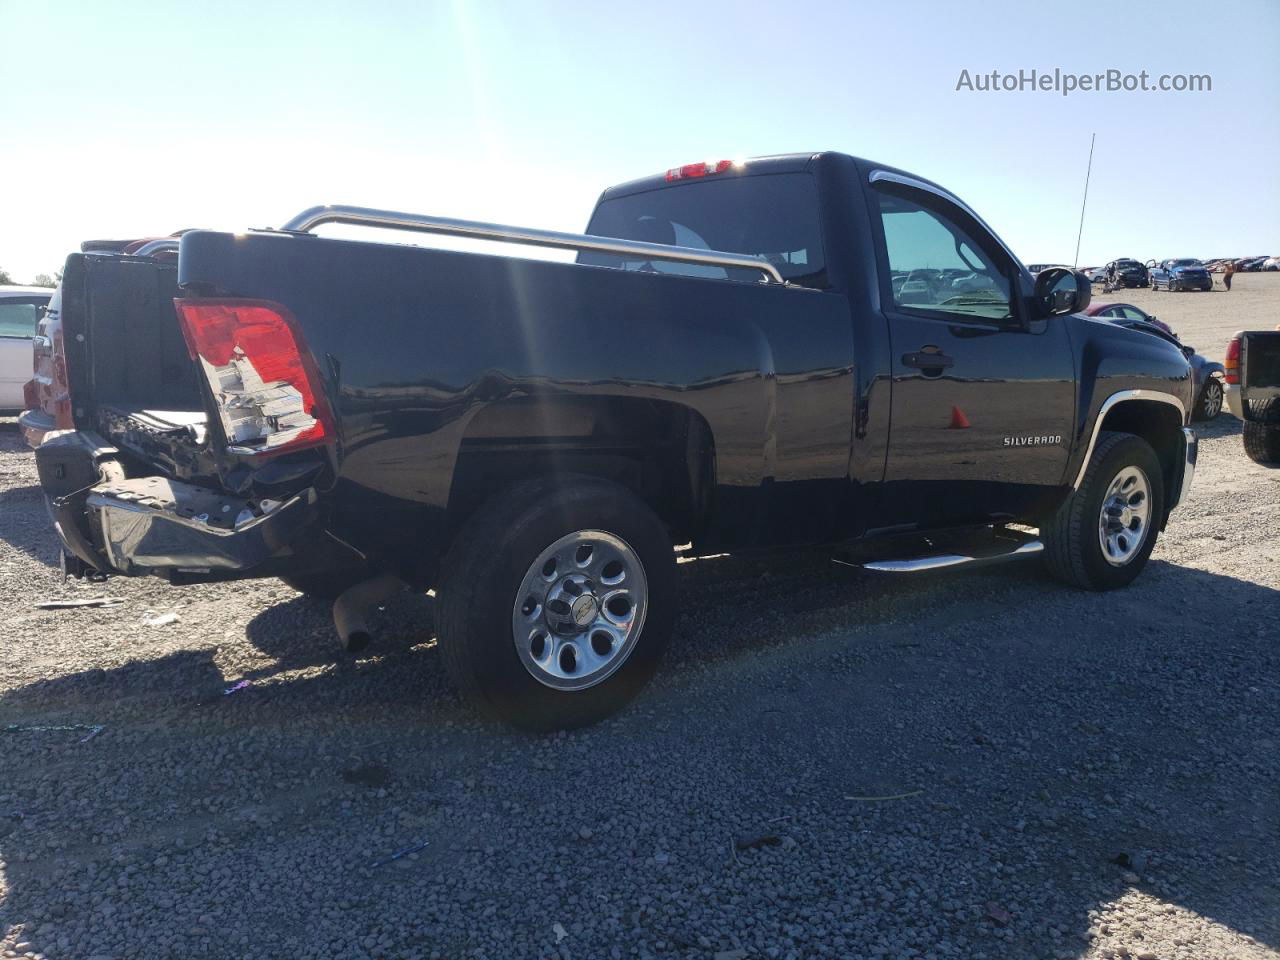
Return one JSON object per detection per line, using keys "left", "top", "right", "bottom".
{"left": 0, "top": 286, "right": 53, "bottom": 413}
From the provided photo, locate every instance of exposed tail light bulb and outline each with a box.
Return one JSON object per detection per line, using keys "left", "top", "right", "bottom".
{"left": 174, "top": 299, "right": 334, "bottom": 456}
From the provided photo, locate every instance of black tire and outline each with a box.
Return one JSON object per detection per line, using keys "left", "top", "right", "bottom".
{"left": 280, "top": 567, "right": 368, "bottom": 601}
{"left": 1243, "top": 420, "right": 1280, "bottom": 465}
{"left": 1043, "top": 431, "right": 1164, "bottom": 590}
{"left": 436, "top": 476, "right": 677, "bottom": 731}
{"left": 1193, "top": 378, "right": 1224, "bottom": 421}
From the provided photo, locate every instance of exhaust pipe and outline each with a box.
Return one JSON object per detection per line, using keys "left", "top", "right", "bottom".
{"left": 332, "top": 573, "right": 403, "bottom": 653}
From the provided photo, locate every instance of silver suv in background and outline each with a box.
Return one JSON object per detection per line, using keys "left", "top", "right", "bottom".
{"left": 0, "top": 286, "right": 52, "bottom": 413}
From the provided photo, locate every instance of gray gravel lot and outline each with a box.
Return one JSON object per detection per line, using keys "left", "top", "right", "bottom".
{"left": 1, "top": 280, "right": 1278, "bottom": 960}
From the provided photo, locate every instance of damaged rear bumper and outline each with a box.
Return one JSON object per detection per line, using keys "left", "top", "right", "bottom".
{"left": 87, "top": 479, "right": 317, "bottom": 575}
{"left": 36, "top": 430, "right": 322, "bottom": 580}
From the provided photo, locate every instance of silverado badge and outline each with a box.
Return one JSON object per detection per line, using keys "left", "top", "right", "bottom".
{"left": 1003, "top": 435, "right": 1063, "bottom": 447}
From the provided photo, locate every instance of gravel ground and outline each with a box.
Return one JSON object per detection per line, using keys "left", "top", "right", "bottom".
{"left": 1, "top": 278, "right": 1278, "bottom": 960}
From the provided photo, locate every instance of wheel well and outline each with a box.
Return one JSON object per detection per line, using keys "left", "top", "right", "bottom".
{"left": 446, "top": 397, "right": 715, "bottom": 544}
{"left": 1098, "top": 399, "right": 1184, "bottom": 517}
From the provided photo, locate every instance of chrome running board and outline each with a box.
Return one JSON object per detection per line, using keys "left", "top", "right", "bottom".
{"left": 833, "top": 528, "right": 1043, "bottom": 573}
{"left": 858, "top": 539, "right": 1043, "bottom": 573}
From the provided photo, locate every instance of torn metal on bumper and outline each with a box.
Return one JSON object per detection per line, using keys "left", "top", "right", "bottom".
{"left": 36, "top": 430, "right": 320, "bottom": 577}
{"left": 86, "top": 478, "right": 317, "bottom": 574}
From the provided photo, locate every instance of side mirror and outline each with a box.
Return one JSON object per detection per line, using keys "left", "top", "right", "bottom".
{"left": 1034, "top": 267, "right": 1091, "bottom": 317}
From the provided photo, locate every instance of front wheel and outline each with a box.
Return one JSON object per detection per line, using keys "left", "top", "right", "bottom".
{"left": 436, "top": 477, "right": 676, "bottom": 731}
{"left": 1043, "top": 432, "right": 1164, "bottom": 590}
{"left": 1194, "top": 378, "right": 1224, "bottom": 421}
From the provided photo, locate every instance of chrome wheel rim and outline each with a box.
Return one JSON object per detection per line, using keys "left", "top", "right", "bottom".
{"left": 511, "top": 530, "right": 648, "bottom": 691}
{"left": 1097, "top": 466, "right": 1151, "bottom": 567}
{"left": 1202, "top": 381, "right": 1222, "bottom": 418}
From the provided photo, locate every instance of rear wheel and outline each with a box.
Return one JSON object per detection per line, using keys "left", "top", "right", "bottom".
{"left": 436, "top": 477, "right": 676, "bottom": 731}
{"left": 1043, "top": 432, "right": 1164, "bottom": 590}
{"left": 1193, "top": 378, "right": 1224, "bottom": 421}
{"left": 1243, "top": 419, "right": 1280, "bottom": 465}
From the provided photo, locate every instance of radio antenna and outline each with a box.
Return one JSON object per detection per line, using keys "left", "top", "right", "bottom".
{"left": 1073, "top": 133, "right": 1096, "bottom": 268}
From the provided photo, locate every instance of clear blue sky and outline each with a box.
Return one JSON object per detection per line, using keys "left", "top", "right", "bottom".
{"left": 2, "top": 0, "right": 1277, "bottom": 282}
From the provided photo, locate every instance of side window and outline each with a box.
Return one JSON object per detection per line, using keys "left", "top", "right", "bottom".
{"left": 875, "top": 191, "right": 1012, "bottom": 323}
{"left": 1120, "top": 307, "right": 1146, "bottom": 322}
{"left": 0, "top": 301, "right": 42, "bottom": 339}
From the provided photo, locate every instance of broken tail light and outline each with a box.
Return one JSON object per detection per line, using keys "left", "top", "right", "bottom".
{"left": 1224, "top": 334, "right": 1242, "bottom": 384}
{"left": 174, "top": 299, "right": 334, "bottom": 456}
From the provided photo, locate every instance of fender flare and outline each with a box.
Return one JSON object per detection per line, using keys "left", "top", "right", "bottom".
{"left": 1072, "top": 389, "right": 1186, "bottom": 490}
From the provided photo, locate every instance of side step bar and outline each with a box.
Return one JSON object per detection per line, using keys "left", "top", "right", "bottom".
{"left": 833, "top": 529, "right": 1043, "bottom": 573}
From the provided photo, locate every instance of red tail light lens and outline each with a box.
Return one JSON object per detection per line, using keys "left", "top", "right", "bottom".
{"left": 1224, "top": 335, "right": 1241, "bottom": 384}
{"left": 174, "top": 299, "right": 334, "bottom": 456}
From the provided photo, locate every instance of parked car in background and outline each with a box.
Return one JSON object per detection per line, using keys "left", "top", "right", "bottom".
{"left": 1151, "top": 258, "right": 1213, "bottom": 292}
{"left": 1085, "top": 266, "right": 1107, "bottom": 283}
{"left": 20, "top": 282, "right": 69, "bottom": 444}
{"left": 1225, "top": 328, "right": 1280, "bottom": 464}
{"left": 1104, "top": 259, "right": 1148, "bottom": 288}
{"left": 1, "top": 286, "right": 53, "bottom": 413}
{"left": 1087, "top": 301, "right": 1225, "bottom": 420}
{"left": 1262, "top": 256, "right": 1280, "bottom": 271}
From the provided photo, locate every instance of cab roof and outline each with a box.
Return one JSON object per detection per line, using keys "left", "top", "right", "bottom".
{"left": 601, "top": 152, "right": 829, "bottom": 201}
{"left": 598, "top": 150, "right": 957, "bottom": 206}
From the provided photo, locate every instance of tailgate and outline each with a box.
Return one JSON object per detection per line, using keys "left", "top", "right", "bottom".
{"left": 60, "top": 252, "right": 215, "bottom": 473}
{"left": 1241, "top": 331, "right": 1280, "bottom": 420}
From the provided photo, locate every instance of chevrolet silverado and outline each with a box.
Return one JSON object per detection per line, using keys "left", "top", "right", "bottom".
{"left": 31, "top": 152, "right": 1197, "bottom": 729}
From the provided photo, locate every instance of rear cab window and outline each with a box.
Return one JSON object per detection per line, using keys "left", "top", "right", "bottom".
{"left": 579, "top": 173, "right": 827, "bottom": 287}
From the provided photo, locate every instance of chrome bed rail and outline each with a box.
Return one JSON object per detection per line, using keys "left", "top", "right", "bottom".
{"left": 278, "top": 204, "right": 787, "bottom": 285}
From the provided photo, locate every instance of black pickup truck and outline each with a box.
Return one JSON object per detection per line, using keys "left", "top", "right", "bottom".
{"left": 34, "top": 152, "right": 1197, "bottom": 729}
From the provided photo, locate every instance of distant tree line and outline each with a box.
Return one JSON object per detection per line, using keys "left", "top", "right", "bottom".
{"left": 0, "top": 268, "right": 61, "bottom": 287}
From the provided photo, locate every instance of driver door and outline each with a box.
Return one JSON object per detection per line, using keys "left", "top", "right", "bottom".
{"left": 869, "top": 182, "right": 1076, "bottom": 530}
